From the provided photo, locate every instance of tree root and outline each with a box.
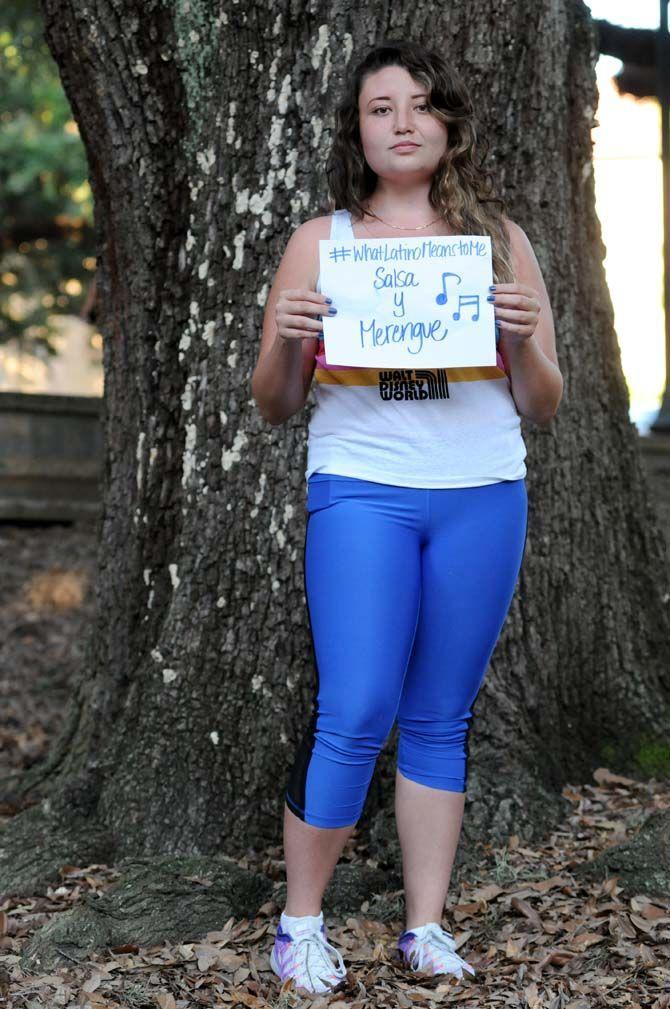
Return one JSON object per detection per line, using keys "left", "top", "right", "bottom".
{"left": 0, "top": 795, "right": 115, "bottom": 898}
{"left": 20, "top": 854, "right": 274, "bottom": 972}
{"left": 572, "top": 809, "right": 670, "bottom": 898}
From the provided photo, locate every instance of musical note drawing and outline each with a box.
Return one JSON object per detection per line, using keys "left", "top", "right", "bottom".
{"left": 452, "top": 294, "right": 480, "bottom": 322}
{"left": 435, "top": 271, "right": 461, "bottom": 305}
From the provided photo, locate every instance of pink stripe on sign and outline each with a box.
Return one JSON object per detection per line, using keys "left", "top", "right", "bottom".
{"left": 315, "top": 340, "right": 350, "bottom": 372}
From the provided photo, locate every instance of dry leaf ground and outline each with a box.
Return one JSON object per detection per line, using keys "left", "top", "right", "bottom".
{"left": 0, "top": 769, "right": 669, "bottom": 1008}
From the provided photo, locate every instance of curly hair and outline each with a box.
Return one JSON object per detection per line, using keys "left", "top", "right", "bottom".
{"left": 325, "top": 38, "right": 515, "bottom": 285}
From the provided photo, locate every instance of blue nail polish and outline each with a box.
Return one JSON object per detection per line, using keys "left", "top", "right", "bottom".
{"left": 328, "top": 307, "right": 337, "bottom": 314}
{"left": 325, "top": 297, "right": 332, "bottom": 304}
{"left": 486, "top": 295, "right": 495, "bottom": 302}
{"left": 489, "top": 284, "right": 496, "bottom": 291}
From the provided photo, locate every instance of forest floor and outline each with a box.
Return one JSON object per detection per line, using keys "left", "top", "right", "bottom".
{"left": 1, "top": 768, "right": 669, "bottom": 1008}
{"left": 0, "top": 437, "right": 668, "bottom": 1008}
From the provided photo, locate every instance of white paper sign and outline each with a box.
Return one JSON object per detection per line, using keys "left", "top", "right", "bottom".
{"left": 319, "top": 234, "right": 496, "bottom": 368}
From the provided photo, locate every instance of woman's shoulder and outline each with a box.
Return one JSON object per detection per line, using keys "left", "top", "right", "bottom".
{"left": 500, "top": 215, "right": 538, "bottom": 273}
{"left": 292, "top": 213, "right": 335, "bottom": 242}
{"left": 279, "top": 215, "right": 335, "bottom": 293}
{"left": 287, "top": 213, "right": 337, "bottom": 272}
{"left": 501, "top": 215, "right": 531, "bottom": 249}
{"left": 280, "top": 215, "right": 332, "bottom": 266}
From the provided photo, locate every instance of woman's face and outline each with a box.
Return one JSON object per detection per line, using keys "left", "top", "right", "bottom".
{"left": 357, "top": 64, "right": 448, "bottom": 182}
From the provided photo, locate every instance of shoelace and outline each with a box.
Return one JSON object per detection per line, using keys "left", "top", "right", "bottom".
{"left": 293, "top": 928, "right": 346, "bottom": 991}
{"left": 406, "top": 922, "right": 476, "bottom": 976}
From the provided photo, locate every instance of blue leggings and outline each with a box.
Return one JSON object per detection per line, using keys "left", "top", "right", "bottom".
{"left": 285, "top": 473, "right": 528, "bottom": 828}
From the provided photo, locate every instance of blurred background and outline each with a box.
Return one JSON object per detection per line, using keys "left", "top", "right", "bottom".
{"left": 586, "top": 0, "right": 665, "bottom": 436}
{"left": 1, "top": 0, "right": 101, "bottom": 398}
{"left": 0, "top": 1, "right": 666, "bottom": 424}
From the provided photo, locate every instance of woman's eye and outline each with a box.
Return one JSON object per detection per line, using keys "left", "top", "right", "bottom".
{"left": 372, "top": 104, "right": 429, "bottom": 114}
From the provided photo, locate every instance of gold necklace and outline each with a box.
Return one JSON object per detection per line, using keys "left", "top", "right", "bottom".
{"left": 362, "top": 204, "right": 443, "bottom": 232}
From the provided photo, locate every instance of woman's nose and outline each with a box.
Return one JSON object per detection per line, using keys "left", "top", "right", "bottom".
{"left": 393, "top": 111, "right": 413, "bottom": 132}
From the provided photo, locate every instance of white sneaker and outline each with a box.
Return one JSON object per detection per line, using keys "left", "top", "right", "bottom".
{"left": 270, "top": 911, "right": 347, "bottom": 994}
{"left": 397, "top": 921, "right": 476, "bottom": 978}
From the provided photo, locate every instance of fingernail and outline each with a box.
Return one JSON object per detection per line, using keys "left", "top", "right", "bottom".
{"left": 489, "top": 284, "right": 496, "bottom": 291}
{"left": 486, "top": 295, "right": 495, "bottom": 302}
{"left": 325, "top": 297, "right": 333, "bottom": 304}
{"left": 328, "top": 307, "right": 337, "bottom": 314}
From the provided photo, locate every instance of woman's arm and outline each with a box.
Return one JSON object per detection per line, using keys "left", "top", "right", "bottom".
{"left": 493, "top": 219, "right": 564, "bottom": 426}
{"left": 251, "top": 219, "right": 327, "bottom": 426}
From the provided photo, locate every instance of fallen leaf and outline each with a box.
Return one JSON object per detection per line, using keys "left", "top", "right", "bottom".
{"left": 470, "top": 883, "right": 503, "bottom": 902}
{"left": 524, "top": 981, "right": 543, "bottom": 1009}
{"left": 224, "top": 991, "right": 262, "bottom": 1008}
{"left": 154, "top": 994, "right": 176, "bottom": 1009}
{"left": 82, "top": 972, "right": 103, "bottom": 992}
{"left": 632, "top": 898, "right": 670, "bottom": 922}
{"left": 530, "top": 875, "right": 573, "bottom": 893}
{"left": 453, "top": 929, "right": 472, "bottom": 952}
{"left": 506, "top": 935, "right": 530, "bottom": 958}
{"left": 562, "top": 786, "right": 583, "bottom": 804}
{"left": 630, "top": 913, "right": 657, "bottom": 935}
{"left": 452, "top": 901, "right": 484, "bottom": 919}
{"left": 610, "top": 914, "right": 637, "bottom": 939}
{"left": 510, "top": 896, "right": 544, "bottom": 931}
{"left": 569, "top": 932, "right": 606, "bottom": 950}
{"left": 593, "top": 767, "right": 637, "bottom": 787}
{"left": 537, "top": 949, "right": 577, "bottom": 970}
{"left": 601, "top": 876, "right": 624, "bottom": 898}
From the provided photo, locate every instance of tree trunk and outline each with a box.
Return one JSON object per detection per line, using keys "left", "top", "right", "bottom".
{"left": 7, "top": 0, "right": 668, "bottom": 896}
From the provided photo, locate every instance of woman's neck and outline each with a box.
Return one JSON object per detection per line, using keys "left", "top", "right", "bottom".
{"left": 351, "top": 194, "right": 453, "bottom": 238}
{"left": 361, "top": 181, "right": 436, "bottom": 226}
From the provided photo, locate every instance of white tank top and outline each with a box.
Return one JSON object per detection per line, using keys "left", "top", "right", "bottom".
{"left": 306, "top": 209, "right": 527, "bottom": 488}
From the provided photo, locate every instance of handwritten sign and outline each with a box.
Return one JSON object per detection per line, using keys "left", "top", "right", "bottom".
{"left": 319, "top": 234, "right": 496, "bottom": 368}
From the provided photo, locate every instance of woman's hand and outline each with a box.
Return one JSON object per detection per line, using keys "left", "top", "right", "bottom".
{"left": 488, "top": 283, "right": 541, "bottom": 344}
{"left": 276, "top": 289, "right": 336, "bottom": 342}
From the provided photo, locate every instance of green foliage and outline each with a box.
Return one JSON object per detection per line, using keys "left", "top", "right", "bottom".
{"left": 599, "top": 710, "right": 670, "bottom": 782}
{"left": 634, "top": 718, "right": 670, "bottom": 779}
{"left": 0, "top": 0, "right": 92, "bottom": 229}
{"left": 1, "top": 0, "right": 96, "bottom": 353}
{"left": 634, "top": 705, "right": 670, "bottom": 779}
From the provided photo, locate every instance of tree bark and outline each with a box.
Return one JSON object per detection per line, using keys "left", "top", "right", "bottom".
{"left": 9, "top": 0, "right": 668, "bottom": 896}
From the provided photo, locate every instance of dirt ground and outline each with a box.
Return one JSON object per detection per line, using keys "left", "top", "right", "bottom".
{"left": 0, "top": 517, "right": 97, "bottom": 787}
{"left": 0, "top": 438, "right": 668, "bottom": 1007}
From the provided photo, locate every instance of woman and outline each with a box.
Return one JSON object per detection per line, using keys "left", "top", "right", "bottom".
{"left": 251, "top": 39, "right": 562, "bottom": 995}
